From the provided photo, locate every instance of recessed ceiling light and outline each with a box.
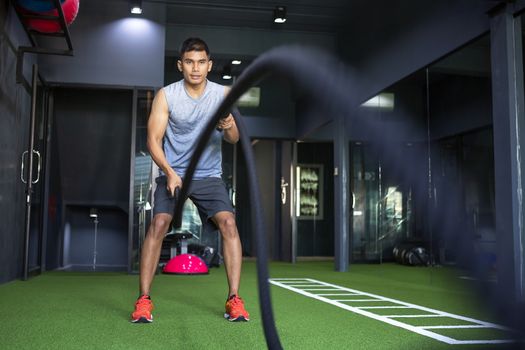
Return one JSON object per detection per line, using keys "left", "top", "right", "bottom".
{"left": 274, "top": 6, "right": 286, "bottom": 23}
{"left": 222, "top": 65, "right": 232, "bottom": 80}
{"left": 231, "top": 60, "right": 242, "bottom": 65}
{"left": 130, "top": 0, "right": 142, "bottom": 14}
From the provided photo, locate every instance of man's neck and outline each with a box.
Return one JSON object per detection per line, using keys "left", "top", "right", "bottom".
{"left": 184, "top": 80, "right": 207, "bottom": 99}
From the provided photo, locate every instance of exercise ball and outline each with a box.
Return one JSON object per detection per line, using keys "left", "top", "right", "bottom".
{"left": 21, "top": 0, "right": 79, "bottom": 34}
{"left": 163, "top": 254, "right": 209, "bottom": 275}
{"left": 16, "top": 0, "right": 66, "bottom": 13}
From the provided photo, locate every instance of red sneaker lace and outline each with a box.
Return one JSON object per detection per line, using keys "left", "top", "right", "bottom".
{"left": 135, "top": 297, "right": 152, "bottom": 313}
{"left": 228, "top": 296, "right": 244, "bottom": 311}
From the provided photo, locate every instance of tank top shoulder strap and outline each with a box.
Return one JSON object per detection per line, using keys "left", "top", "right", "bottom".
{"left": 162, "top": 81, "right": 181, "bottom": 115}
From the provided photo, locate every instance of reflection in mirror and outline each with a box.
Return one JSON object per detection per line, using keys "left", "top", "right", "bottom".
{"left": 353, "top": 69, "right": 428, "bottom": 263}
{"left": 351, "top": 34, "right": 517, "bottom": 342}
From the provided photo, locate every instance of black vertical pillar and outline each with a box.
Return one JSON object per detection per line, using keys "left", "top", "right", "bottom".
{"left": 274, "top": 141, "right": 282, "bottom": 261}
{"left": 490, "top": 4, "right": 525, "bottom": 302}
{"left": 334, "top": 114, "right": 350, "bottom": 271}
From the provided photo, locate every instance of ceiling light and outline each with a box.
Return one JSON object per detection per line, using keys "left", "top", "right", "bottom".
{"left": 274, "top": 6, "right": 286, "bottom": 23}
{"left": 231, "top": 59, "right": 242, "bottom": 65}
{"left": 222, "top": 65, "right": 232, "bottom": 80}
{"left": 89, "top": 208, "right": 98, "bottom": 218}
{"left": 130, "top": 0, "right": 142, "bottom": 14}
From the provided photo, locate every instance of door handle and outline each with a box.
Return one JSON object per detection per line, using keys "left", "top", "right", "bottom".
{"left": 281, "top": 177, "right": 289, "bottom": 205}
{"left": 20, "top": 150, "right": 41, "bottom": 184}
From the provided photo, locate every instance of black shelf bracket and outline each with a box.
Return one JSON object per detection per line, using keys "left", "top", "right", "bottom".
{"left": 10, "top": 0, "right": 74, "bottom": 89}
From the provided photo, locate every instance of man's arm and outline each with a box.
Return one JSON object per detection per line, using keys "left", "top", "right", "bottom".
{"left": 147, "top": 89, "right": 182, "bottom": 196}
{"left": 218, "top": 86, "right": 239, "bottom": 144}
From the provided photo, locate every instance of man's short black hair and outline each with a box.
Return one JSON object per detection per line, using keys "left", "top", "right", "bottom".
{"left": 180, "top": 37, "right": 210, "bottom": 58}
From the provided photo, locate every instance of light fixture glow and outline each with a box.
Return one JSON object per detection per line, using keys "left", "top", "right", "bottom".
{"left": 222, "top": 65, "right": 232, "bottom": 80}
{"left": 361, "top": 92, "right": 395, "bottom": 110}
{"left": 274, "top": 6, "right": 286, "bottom": 23}
{"left": 231, "top": 59, "right": 242, "bottom": 65}
{"left": 130, "top": 0, "right": 142, "bottom": 14}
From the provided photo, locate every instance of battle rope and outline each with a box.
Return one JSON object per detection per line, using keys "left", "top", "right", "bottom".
{"left": 173, "top": 46, "right": 365, "bottom": 349}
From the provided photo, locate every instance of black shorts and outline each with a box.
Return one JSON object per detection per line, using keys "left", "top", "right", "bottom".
{"left": 153, "top": 176, "right": 233, "bottom": 227}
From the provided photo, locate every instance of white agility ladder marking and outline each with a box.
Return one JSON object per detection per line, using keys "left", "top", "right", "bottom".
{"left": 270, "top": 278, "right": 516, "bottom": 345}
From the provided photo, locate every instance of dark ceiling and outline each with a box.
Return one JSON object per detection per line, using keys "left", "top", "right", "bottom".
{"left": 152, "top": 0, "right": 354, "bottom": 33}
{"left": 154, "top": 0, "right": 502, "bottom": 35}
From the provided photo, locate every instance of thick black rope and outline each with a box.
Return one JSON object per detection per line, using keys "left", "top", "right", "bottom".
{"left": 172, "top": 46, "right": 362, "bottom": 350}
{"left": 170, "top": 44, "right": 525, "bottom": 343}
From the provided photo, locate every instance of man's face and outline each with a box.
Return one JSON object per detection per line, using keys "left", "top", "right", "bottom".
{"left": 177, "top": 50, "right": 212, "bottom": 86}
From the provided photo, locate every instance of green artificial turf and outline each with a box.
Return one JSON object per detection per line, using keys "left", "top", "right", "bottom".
{"left": 0, "top": 262, "right": 519, "bottom": 349}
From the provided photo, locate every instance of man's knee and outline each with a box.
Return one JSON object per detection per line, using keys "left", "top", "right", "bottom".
{"left": 216, "top": 213, "right": 237, "bottom": 239}
{"left": 148, "top": 215, "right": 172, "bottom": 240}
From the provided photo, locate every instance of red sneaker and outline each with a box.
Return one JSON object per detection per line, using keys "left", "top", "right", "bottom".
{"left": 131, "top": 295, "right": 153, "bottom": 323}
{"left": 224, "top": 295, "right": 250, "bottom": 322}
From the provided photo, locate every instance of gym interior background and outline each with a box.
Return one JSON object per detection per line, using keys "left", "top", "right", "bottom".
{"left": 2, "top": 0, "right": 525, "bottom": 348}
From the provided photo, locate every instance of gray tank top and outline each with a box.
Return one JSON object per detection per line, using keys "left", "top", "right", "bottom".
{"left": 162, "top": 79, "right": 225, "bottom": 179}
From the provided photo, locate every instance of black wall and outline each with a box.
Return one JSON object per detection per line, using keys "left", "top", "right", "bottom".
{"left": 253, "top": 141, "right": 277, "bottom": 258}
{"left": 0, "top": 4, "right": 31, "bottom": 283}
{"left": 50, "top": 88, "right": 132, "bottom": 269}
{"left": 53, "top": 88, "right": 132, "bottom": 208}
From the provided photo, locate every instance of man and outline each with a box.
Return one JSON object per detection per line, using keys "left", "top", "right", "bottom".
{"left": 131, "top": 37, "right": 249, "bottom": 323}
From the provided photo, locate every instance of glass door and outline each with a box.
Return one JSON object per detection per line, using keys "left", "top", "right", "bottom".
{"left": 130, "top": 89, "right": 155, "bottom": 273}
{"left": 351, "top": 142, "right": 417, "bottom": 262}
{"left": 22, "top": 65, "right": 48, "bottom": 280}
